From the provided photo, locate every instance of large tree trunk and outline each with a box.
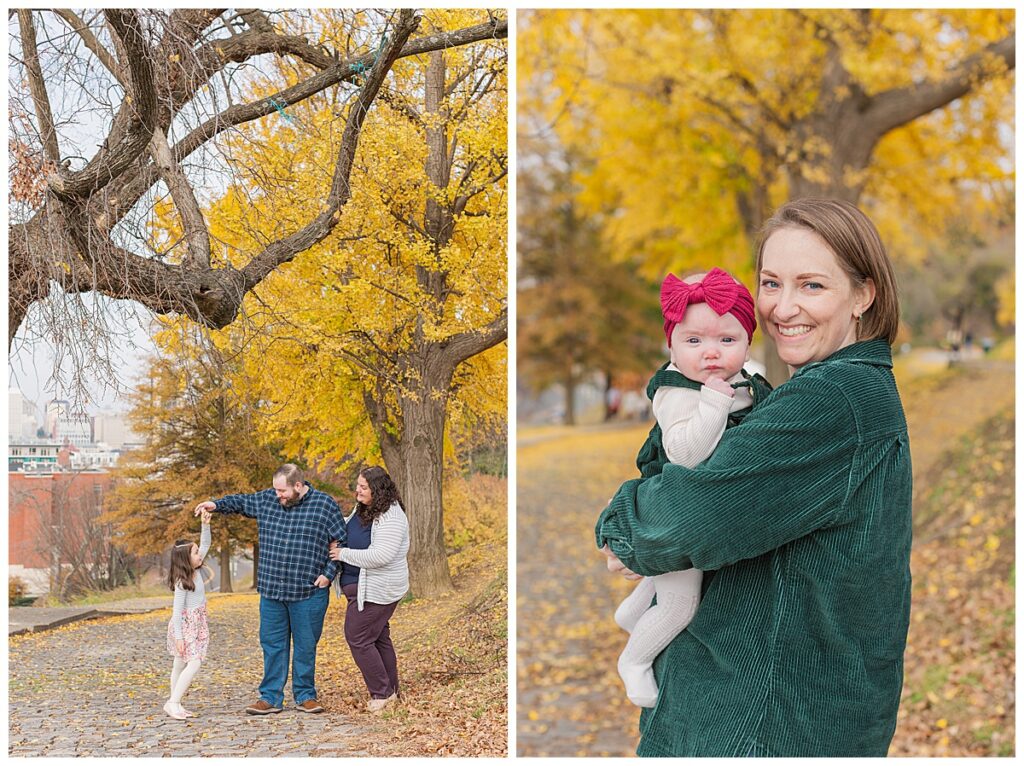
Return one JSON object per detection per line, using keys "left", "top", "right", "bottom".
{"left": 563, "top": 368, "right": 577, "bottom": 426}
{"left": 250, "top": 541, "right": 259, "bottom": 591}
{"left": 378, "top": 392, "right": 452, "bottom": 598}
{"left": 219, "top": 545, "right": 233, "bottom": 593}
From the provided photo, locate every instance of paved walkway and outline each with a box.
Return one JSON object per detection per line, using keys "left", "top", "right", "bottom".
{"left": 9, "top": 595, "right": 366, "bottom": 757}
{"left": 9, "top": 594, "right": 200, "bottom": 636}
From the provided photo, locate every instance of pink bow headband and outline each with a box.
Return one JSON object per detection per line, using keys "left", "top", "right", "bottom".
{"left": 660, "top": 268, "right": 756, "bottom": 345}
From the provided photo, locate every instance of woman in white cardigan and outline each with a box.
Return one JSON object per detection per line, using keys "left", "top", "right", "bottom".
{"left": 329, "top": 466, "right": 410, "bottom": 712}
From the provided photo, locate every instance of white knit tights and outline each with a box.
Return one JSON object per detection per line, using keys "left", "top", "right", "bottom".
{"left": 616, "top": 568, "right": 702, "bottom": 708}
{"left": 169, "top": 657, "right": 202, "bottom": 705}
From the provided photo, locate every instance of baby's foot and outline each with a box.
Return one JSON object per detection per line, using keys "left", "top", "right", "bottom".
{"left": 618, "top": 657, "right": 659, "bottom": 708}
{"left": 180, "top": 707, "right": 196, "bottom": 718}
{"left": 614, "top": 598, "right": 643, "bottom": 633}
{"left": 163, "top": 701, "right": 188, "bottom": 720}
{"left": 614, "top": 579, "right": 655, "bottom": 633}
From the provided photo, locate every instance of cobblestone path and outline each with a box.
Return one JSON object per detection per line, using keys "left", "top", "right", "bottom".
{"left": 9, "top": 594, "right": 366, "bottom": 757}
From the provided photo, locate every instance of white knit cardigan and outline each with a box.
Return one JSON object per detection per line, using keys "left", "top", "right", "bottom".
{"left": 332, "top": 502, "right": 410, "bottom": 610}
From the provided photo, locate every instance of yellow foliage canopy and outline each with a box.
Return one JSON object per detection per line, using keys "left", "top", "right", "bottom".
{"left": 519, "top": 9, "right": 1014, "bottom": 277}
{"left": 151, "top": 10, "right": 508, "bottom": 472}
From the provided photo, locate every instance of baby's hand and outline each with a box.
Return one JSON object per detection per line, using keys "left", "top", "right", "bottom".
{"left": 201, "top": 509, "right": 212, "bottom": 525}
{"left": 703, "top": 376, "right": 735, "bottom": 397}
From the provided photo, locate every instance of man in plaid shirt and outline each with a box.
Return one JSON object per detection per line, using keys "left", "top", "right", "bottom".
{"left": 194, "top": 463, "right": 346, "bottom": 715}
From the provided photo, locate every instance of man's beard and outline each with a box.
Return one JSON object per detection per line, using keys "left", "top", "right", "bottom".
{"left": 281, "top": 495, "right": 301, "bottom": 508}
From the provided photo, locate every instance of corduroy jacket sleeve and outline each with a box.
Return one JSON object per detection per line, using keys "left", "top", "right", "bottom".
{"left": 596, "top": 375, "right": 858, "bottom": 575}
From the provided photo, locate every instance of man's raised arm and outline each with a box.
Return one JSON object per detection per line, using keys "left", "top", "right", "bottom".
{"left": 193, "top": 491, "right": 264, "bottom": 520}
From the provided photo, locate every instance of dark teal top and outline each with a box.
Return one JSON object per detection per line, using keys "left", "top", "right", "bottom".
{"left": 340, "top": 514, "right": 371, "bottom": 587}
{"left": 635, "top": 364, "right": 773, "bottom": 478}
{"left": 596, "top": 339, "right": 913, "bottom": 757}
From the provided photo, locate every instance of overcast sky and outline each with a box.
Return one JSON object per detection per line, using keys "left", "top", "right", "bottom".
{"left": 8, "top": 299, "right": 157, "bottom": 419}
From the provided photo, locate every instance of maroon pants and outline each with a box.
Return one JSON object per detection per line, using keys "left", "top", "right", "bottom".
{"left": 341, "top": 583, "right": 400, "bottom": 699}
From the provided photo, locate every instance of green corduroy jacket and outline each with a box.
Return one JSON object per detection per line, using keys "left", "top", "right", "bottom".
{"left": 596, "top": 339, "right": 913, "bottom": 757}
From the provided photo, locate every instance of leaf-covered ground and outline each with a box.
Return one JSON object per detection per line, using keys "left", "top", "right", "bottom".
{"left": 516, "top": 359, "right": 1014, "bottom": 756}
{"left": 9, "top": 477, "right": 508, "bottom": 758}
{"left": 318, "top": 475, "right": 508, "bottom": 757}
{"left": 318, "top": 543, "right": 507, "bottom": 756}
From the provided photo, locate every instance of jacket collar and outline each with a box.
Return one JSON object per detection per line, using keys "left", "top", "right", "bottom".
{"left": 791, "top": 338, "right": 893, "bottom": 379}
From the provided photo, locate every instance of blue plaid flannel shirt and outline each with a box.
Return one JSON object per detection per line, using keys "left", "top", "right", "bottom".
{"left": 213, "top": 482, "right": 347, "bottom": 601}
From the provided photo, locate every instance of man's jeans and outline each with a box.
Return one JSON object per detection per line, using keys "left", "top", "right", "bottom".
{"left": 258, "top": 587, "right": 330, "bottom": 706}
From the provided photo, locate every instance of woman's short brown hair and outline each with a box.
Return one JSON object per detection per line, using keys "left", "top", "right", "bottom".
{"left": 755, "top": 198, "right": 900, "bottom": 345}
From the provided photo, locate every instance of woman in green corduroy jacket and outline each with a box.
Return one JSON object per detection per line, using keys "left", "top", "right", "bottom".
{"left": 596, "top": 198, "right": 912, "bottom": 757}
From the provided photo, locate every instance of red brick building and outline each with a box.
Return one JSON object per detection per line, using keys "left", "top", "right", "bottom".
{"left": 9, "top": 470, "right": 115, "bottom": 596}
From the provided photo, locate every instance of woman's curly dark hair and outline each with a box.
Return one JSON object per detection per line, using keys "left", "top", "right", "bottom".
{"left": 167, "top": 540, "right": 197, "bottom": 592}
{"left": 356, "top": 466, "right": 403, "bottom": 525}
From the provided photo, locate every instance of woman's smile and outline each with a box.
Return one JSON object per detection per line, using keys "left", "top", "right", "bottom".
{"left": 776, "top": 324, "right": 812, "bottom": 337}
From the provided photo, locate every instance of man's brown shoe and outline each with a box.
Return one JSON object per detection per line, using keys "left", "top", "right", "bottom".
{"left": 296, "top": 699, "right": 324, "bottom": 714}
{"left": 245, "top": 699, "right": 283, "bottom": 715}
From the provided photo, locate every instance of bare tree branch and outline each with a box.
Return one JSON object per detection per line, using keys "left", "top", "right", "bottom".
{"left": 17, "top": 10, "right": 60, "bottom": 163}
{"left": 239, "top": 9, "right": 421, "bottom": 292}
{"left": 863, "top": 34, "right": 1015, "bottom": 138}
{"left": 52, "top": 9, "right": 122, "bottom": 81}
{"left": 53, "top": 10, "right": 212, "bottom": 266}
{"left": 149, "top": 127, "right": 212, "bottom": 268}
{"left": 48, "top": 10, "right": 160, "bottom": 200}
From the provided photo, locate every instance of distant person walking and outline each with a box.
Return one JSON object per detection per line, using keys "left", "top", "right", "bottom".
{"left": 193, "top": 464, "right": 346, "bottom": 715}
{"left": 163, "top": 509, "right": 213, "bottom": 720}
{"left": 329, "top": 466, "right": 410, "bottom": 713}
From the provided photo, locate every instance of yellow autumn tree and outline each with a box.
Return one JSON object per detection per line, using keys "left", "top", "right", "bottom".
{"left": 105, "top": 319, "right": 279, "bottom": 592}
{"left": 151, "top": 9, "right": 507, "bottom": 597}
{"left": 520, "top": 9, "right": 1014, "bottom": 381}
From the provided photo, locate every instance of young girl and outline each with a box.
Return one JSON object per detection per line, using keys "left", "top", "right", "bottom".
{"left": 610, "top": 267, "right": 768, "bottom": 708}
{"left": 164, "top": 509, "right": 212, "bottom": 719}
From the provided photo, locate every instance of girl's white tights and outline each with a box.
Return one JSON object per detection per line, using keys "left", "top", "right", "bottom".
{"left": 169, "top": 657, "right": 202, "bottom": 706}
{"left": 615, "top": 568, "right": 702, "bottom": 708}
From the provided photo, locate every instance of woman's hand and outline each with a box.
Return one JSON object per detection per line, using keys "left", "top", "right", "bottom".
{"left": 599, "top": 544, "right": 642, "bottom": 581}
{"left": 175, "top": 639, "right": 185, "bottom": 656}
{"left": 328, "top": 544, "right": 345, "bottom": 561}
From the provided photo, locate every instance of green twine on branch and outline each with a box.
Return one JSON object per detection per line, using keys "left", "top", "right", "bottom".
{"left": 350, "top": 32, "right": 388, "bottom": 85}
{"left": 268, "top": 98, "right": 295, "bottom": 125}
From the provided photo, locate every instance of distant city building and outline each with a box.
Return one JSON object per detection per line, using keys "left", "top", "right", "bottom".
{"left": 8, "top": 389, "right": 40, "bottom": 439}
{"left": 44, "top": 399, "right": 68, "bottom": 439}
{"left": 8, "top": 437, "right": 62, "bottom": 473}
{"left": 68, "top": 444, "right": 122, "bottom": 471}
{"left": 93, "top": 412, "right": 141, "bottom": 450}
{"left": 57, "top": 411, "right": 93, "bottom": 448}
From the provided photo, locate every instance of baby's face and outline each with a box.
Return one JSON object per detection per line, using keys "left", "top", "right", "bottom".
{"left": 669, "top": 303, "right": 750, "bottom": 383}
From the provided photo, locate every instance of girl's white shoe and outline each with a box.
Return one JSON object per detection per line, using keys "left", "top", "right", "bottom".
{"left": 163, "top": 701, "right": 188, "bottom": 720}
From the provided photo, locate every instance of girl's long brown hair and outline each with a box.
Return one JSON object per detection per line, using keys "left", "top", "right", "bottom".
{"left": 167, "top": 540, "right": 197, "bottom": 592}
{"left": 355, "top": 466, "right": 403, "bottom": 525}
